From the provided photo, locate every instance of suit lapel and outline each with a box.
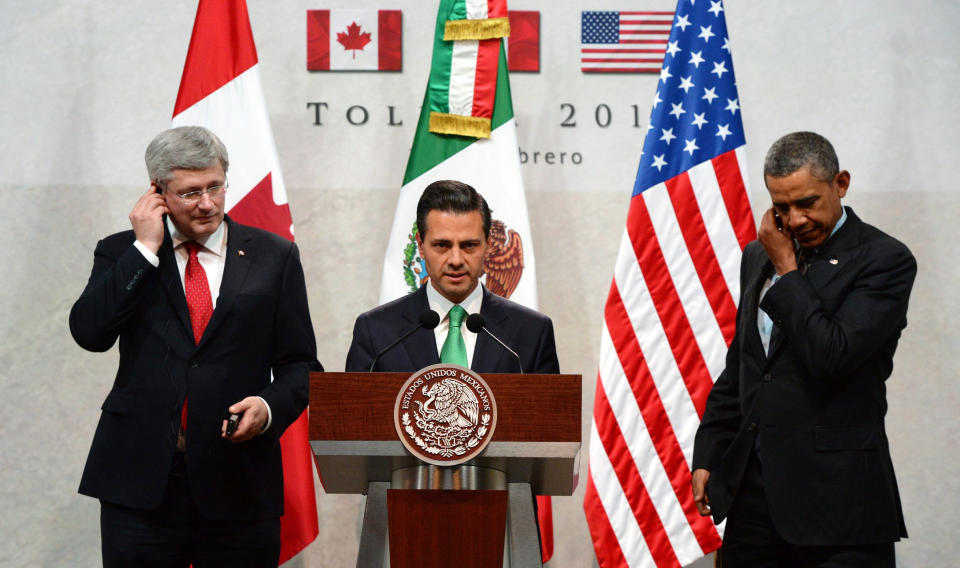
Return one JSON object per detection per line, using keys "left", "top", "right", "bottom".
{"left": 766, "top": 208, "right": 863, "bottom": 362}
{"left": 767, "top": 315, "right": 786, "bottom": 361}
{"left": 474, "top": 288, "right": 509, "bottom": 372}
{"left": 157, "top": 230, "right": 194, "bottom": 343}
{"left": 802, "top": 214, "right": 862, "bottom": 293}
{"left": 197, "top": 218, "right": 251, "bottom": 351}
{"left": 400, "top": 286, "right": 440, "bottom": 368}
{"left": 745, "top": 258, "right": 773, "bottom": 360}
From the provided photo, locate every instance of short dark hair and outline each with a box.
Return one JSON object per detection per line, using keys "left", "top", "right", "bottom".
{"left": 416, "top": 180, "right": 492, "bottom": 239}
{"left": 763, "top": 131, "right": 839, "bottom": 182}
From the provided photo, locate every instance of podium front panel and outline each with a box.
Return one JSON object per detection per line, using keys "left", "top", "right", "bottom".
{"left": 310, "top": 371, "right": 581, "bottom": 496}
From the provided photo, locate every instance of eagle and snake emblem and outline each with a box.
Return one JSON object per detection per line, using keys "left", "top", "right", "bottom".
{"left": 401, "top": 376, "right": 492, "bottom": 459}
{"left": 402, "top": 219, "right": 524, "bottom": 298}
{"left": 416, "top": 378, "right": 480, "bottom": 429}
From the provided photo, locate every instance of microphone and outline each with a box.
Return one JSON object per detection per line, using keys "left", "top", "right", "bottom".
{"left": 466, "top": 313, "right": 523, "bottom": 374}
{"left": 368, "top": 310, "right": 440, "bottom": 372}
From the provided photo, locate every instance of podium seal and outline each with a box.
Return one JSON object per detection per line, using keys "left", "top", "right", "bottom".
{"left": 394, "top": 363, "right": 498, "bottom": 466}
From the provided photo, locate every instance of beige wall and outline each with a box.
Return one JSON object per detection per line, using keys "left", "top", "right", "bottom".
{"left": 1, "top": 1, "right": 956, "bottom": 566}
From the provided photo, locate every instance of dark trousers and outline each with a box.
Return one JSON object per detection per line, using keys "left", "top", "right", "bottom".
{"left": 721, "top": 452, "right": 895, "bottom": 568}
{"left": 100, "top": 454, "right": 280, "bottom": 568}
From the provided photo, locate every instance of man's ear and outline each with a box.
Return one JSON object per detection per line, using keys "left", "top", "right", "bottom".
{"left": 835, "top": 170, "right": 851, "bottom": 198}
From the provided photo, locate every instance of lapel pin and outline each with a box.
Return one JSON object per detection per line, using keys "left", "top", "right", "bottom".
{"left": 829, "top": 257, "right": 838, "bottom": 265}
{"left": 238, "top": 250, "right": 245, "bottom": 256}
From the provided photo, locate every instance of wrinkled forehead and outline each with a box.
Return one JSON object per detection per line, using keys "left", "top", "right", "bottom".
{"left": 165, "top": 164, "right": 225, "bottom": 186}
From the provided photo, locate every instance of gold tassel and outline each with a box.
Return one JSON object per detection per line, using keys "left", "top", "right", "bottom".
{"left": 443, "top": 17, "right": 510, "bottom": 41}
{"left": 429, "top": 112, "right": 491, "bottom": 139}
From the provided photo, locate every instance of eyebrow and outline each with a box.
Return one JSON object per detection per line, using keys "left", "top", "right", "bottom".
{"left": 428, "top": 237, "right": 482, "bottom": 245}
{"left": 179, "top": 180, "right": 226, "bottom": 191}
{"left": 773, "top": 195, "right": 819, "bottom": 208}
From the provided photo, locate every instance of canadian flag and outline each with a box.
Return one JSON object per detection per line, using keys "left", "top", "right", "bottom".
{"left": 507, "top": 10, "right": 540, "bottom": 73}
{"left": 307, "top": 9, "right": 402, "bottom": 71}
{"left": 171, "top": 0, "right": 318, "bottom": 563}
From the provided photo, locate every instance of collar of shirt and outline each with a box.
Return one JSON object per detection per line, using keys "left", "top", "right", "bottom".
{"left": 799, "top": 205, "right": 848, "bottom": 256}
{"left": 425, "top": 282, "right": 484, "bottom": 367}
{"left": 829, "top": 206, "right": 848, "bottom": 240}
{"left": 166, "top": 216, "right": 227, "bottom": 255}
{"left": 166, "top": 217, "right": 228, "bottom": 306}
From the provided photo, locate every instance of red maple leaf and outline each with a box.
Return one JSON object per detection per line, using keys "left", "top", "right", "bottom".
{"left": 336, "top": 22, "right": 372, "bottom": 59}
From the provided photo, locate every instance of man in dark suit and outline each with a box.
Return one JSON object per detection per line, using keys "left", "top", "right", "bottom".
{"left": 691, "top": 132, "right": 916, "bottom": 566}
{"left": 346, "top": 179, "right": 559, "bottom": 376}
{"left": 70, "top": 126, "right": 321, "bottom": 567}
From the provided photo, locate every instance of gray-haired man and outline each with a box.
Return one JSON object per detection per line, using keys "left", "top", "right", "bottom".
{"left": 71, "top": 126, "right": 321, "bottom": 566}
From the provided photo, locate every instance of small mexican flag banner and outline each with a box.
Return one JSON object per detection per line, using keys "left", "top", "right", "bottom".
{"left": 377, "top": 0, "right": 552, "bottom": 560}
{"left": 427, "top": 0, "right": 509, "bottom": 138}
{"left": 378, "top": 0, "right": 535, "bottom": 309}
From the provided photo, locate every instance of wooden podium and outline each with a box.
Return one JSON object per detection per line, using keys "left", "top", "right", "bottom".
{"left": 309, "top": 371, "right": 581, "bottom": 567}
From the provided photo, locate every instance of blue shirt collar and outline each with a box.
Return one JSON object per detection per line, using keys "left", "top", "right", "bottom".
{"left": 828, "top": 206, "right": 848, "bottom": 240}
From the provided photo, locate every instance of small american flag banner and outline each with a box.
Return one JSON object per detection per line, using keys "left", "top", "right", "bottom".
{"left": 581, "top": 10, "right": 674, "bottom": 73}
{"left": 583, "top": 0, "right": 755, "bottom": 566}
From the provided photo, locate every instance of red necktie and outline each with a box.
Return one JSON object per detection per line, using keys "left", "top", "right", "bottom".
{"left": 181, "top": 241, "right": 214, "bottom": 431}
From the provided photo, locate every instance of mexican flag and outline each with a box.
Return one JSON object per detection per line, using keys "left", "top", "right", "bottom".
{"left": 379, "top": 0, "right": 537, "bottom": 310}
{"left": 377, "top": 0, "right": 552, "bottom": 561}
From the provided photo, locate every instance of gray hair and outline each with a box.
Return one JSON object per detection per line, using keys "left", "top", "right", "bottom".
{"left": 144, "top": 126, "right": 229, "bottom": 184}
{"left": 763, "top": 131, "right": 839, "bottom": 182}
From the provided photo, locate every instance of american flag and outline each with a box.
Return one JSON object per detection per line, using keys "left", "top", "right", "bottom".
{"left": 583, "top": 1, "right": 755, "bottom": 566}
{"left": 581, "top": 10, "right": 674, "bottom": 73}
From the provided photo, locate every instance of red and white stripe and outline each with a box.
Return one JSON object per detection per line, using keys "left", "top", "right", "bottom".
{"left": 584, "top": 147, "right": 755, "bottom": 567}
{"left": 171, "top": 1, "right": 317, "bottom": 563}
{"left": 446, "top": 0, "right": 507, "bottom": 120}
{"left": 449, "top": 38, "right": 501, "bottom": 120}
{"left": 582, "top": 11, "right": 673, "bottom": 74}
{"left": 465, "top": 0, "right": 507, "bottom": 20}
{"left": 618, "top": 11, "right": 674, "bottom": 43}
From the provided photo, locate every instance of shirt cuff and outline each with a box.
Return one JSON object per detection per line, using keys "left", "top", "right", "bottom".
{"left": 133, "top": 241, "right": 160, "bottom": 267}
{"left": 256, "top": 396, "right": 273, "bottom": 432}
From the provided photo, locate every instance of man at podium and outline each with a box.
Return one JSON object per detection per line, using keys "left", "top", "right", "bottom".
{"left": 346, "top": 179, "right": 559, "bottom": 376}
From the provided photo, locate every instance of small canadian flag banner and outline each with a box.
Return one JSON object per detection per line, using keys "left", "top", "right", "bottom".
{"left": 507, "top": 10, "right": 540, "bottom": 73}
{"left": 307, "top": 9, "right": 402, "bottom": 71}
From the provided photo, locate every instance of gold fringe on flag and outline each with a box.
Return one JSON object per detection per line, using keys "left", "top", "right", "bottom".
{"left": 443, "top": 17, "right": 510, "bottom": 41}
{"left": 429, "top": 112, "right": 491, "bottom": 138}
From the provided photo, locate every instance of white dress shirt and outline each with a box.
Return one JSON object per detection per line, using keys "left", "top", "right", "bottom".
{"left": 425, "top": 282, "right": 484, "bottom": 367}
{"left": 134, "top": 218, "right": 227, "bottom": 306}
{"left": 134, "top": 218, "right": 272, "bottom": 431}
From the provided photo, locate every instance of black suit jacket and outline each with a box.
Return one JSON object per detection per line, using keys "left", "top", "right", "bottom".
{"left": 345, "top": 285, "right": 559, "bottom": 374}
{"left": 693, "top": 208, "right": 915, "bottom": 546}
{"left": 70, "top": 217, "right": 321, "bottom": 520}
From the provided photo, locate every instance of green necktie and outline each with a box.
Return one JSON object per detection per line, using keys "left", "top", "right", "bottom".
{"left": 440, "top": 305, "right": 468, "bottom": 367}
